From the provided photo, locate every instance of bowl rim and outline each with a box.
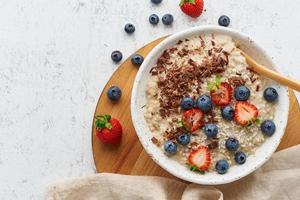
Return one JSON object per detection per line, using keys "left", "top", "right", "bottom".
{"left": 131, "top": 25, "right": 289, "bottom": 185}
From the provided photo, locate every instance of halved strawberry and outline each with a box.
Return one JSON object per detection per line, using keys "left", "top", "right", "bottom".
{"left": 182, "top": 108, "right": 204, "bottom": 132}
{"left": 210, "top": 82, "right": 233, "bottom": 106}
{"left": 188, "top": 146, "right": 211, "bottom": 171}
{"left": 234, "top": 101, "right": 259, "bottom": 126}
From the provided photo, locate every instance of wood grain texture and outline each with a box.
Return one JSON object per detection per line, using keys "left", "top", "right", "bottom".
{"left": 92, "top": 37, "right": 300, "bottom": 178}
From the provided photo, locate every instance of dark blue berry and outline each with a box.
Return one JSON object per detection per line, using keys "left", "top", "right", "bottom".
{"left": 131, "top": 54, "right": 144, "bottom": 66}
{"left": 162, "top": 14, "right": 173, "bottom": 25}
{"left": 149, "top": 14, "right": 159, "bottom": 25}
{"left": 196, "top": 95, "right": 212, "bottom": 112}
{"left": 215, "top": 160, "right": 229, "bottom": 174}
{"left": 263, "top": 87, "right": 278, "bottom": 102}
{"left": 111, "top": 51, "right": 123, "bottom": 63}
{"left": 151, "top": 0, "right": 162, "bottom": 4}
{"left": 234, "top": 151, "right": 247, "bottom": 164}
{"left": 107, "top": 86, "right": 122, "bottom": 101}
{"left": 218, "top": 15, "right": 230, "bottom": 27}
{"left": 221, "top": 106, "right": 234, "bottom": 120}
{"left": 234, "top": 86, "right": 251, "bottom": 101}
{"left": 260, "top": 120, "right": 276, "bottom": 136}
{"left": 124, "top": 23, "right": 135, "bottom": 34}
{"left": 225, "top": 138, "right": 239, "bottom": 152}
{"left": 164, "top": 140, "right": 177, "bottom": 154}
{"left": 180, "top": 97, "right": 194, "bottom": 110}
{"left": 203, "top": 124, "right": 218, "bottom": 138}
{"left": 176, "top": 133, "right": 190, "bottom": 146}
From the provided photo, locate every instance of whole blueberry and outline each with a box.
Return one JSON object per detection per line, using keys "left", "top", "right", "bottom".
{"left": 176, "top": 133, "right": 190, "bottom": 146}
{"left": 180, "top": 97, "right": 194, "bottom": 110}
{"left": 111, "top": 50, "right": 123, "bottom": 63}
{"left": 164, "top": 140, "right": 177, "bottom": 154}
{"left": 196, "top": 95, "right": 213, "bottom": 112}
{"left": 162, "top": 14, "right": 173, "bottom": 25}
{"left": 215, "top": 160, "right": 229, "bottom": 174}
{"left": 263, "top": 87, "right": 278, "bottom": 102}
{"left": 149, "top": 14, "right": 160, "bottom": 25}
{"left": 151, "top": 0, "right": 162, "bottom": 4}
{"left": 225, "top": 138, "right": 240, "bottom": 152}
{"left": 124, "top": 23, "right": 135, "bottom": 34}
{"left": 203, "top": 124, "right": 218, "bottom": 138}
{"left": 234, "top": 151, "right": 247, "bottom": 164}
{"left": 107, "top": 86, "right": 122, "bottom": 101}
{"left": 221, "top": 106, "right": 234, "bottom": 120}
{"left": 261, "top": 120, "right": 276, "bottom": 136}
{"left": 131, "top": 54, "right": 144, "bottom": 66}
{"left": 218, "top": 15, "right": 230, "bottom": 27}
{"left": 234, "top": 86, "right": 251, "bottom": 101}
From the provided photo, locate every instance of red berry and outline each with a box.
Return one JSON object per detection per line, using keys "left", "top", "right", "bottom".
{"left": 180, "top": 0, "right": 204, "bottom": 18}
{"left": 210, "top": 82, "right": 233, "bottom": 106}
{"left": 188, "top": 146, "right": 211, "bottom": 171}
{"left": 182, "top": 108, "right": 204, "bottom": 132}
{"left": 234, "top": 101, "right": 259, "bottom": 126}
{"left": 95, "top": 115, "right": 123, "bottom": 146}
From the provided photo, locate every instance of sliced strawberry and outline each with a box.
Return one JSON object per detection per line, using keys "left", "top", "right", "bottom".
{"left": 188, "top": 146, "right": 211, "bottom": 171}
{"left": 182, "top": 108, "right": 204, "bottom": 132}
{"left": 210, "top": 82, "right": 233, "bottom": 106}
{"left": 234, "top": 101, "right": 259, "bottom": 126}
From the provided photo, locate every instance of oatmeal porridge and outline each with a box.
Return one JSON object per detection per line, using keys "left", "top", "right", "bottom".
{"left": 143, "top": 34, "right": 278, "bottom": 174}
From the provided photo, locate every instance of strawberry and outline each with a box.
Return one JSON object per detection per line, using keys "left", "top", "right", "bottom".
{"left": 188, "top": 146, "right": 211, "bottom": 171}
{"left": 182, "top": 108, "right": 204, "bottom": 132}
{"left": 210, "top": 82, "right": 233, "bottom": 106}
{"left": 95, "top": 114, "right": 123, "bottom": 146}
{"left": 234, "top": 101, "right": 259, "bottom": 126}
{"left": 179, "top": 0, "right": 204, "bottom": 18}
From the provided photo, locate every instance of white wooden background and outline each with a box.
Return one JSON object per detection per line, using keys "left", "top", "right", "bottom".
{"left": 0, "top": 0, "right": 299, "bottom": 199}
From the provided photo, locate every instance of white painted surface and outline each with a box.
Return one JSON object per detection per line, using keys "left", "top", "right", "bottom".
{"left": 0, "top": 0, "right": 299, "bottom": 199}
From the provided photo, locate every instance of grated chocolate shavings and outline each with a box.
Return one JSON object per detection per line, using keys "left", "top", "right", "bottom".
{"left": 151, "top": 137, "right": 159, "bottom": 145}
{"left": 208, "top": 141, "right": 219, "bottom": 150}
{"left": 256, "top": 85, "right": 260, "bottom": 91}
{"left": 228, "top": 76, "right": 246, "bottom": 87}
{"left": 177, "top": 40, "right": 183, "bottom": 45}
{"left": 211, "top": 40, "right": 216, "bottom": 46}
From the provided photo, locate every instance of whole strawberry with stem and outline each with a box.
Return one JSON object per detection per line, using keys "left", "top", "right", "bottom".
{"left": 180, "top": 0, "right": 204, "bottom": 18}
{"left": 95, "top": 114, "right": 123, "bottom": 146}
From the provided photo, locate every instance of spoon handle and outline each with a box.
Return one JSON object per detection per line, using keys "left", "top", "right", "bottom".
{"left": 239, "top": 50, "right": 300, "bottom": 92}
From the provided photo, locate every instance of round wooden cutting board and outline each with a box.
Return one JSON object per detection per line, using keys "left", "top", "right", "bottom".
{"left": 92, "top": 37, "right": 300, "bottom": 179}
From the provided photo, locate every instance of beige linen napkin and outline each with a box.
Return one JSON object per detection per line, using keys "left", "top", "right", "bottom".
{"left": 47, "top": 145, "right": 300, "bottom": 200}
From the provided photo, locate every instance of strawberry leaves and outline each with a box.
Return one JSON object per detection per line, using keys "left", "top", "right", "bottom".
{"left": 179, "top": 0, "right": 195, "bottom": 6}
{"left": 95, "top": 114, "right": 113, "bottom": 130}
{"left": 186, "top": 163, "right": 205, "bottom": 174}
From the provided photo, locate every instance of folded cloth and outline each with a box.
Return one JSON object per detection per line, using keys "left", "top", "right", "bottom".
{"left": 47, "top": 145, "right": 300, "bottom": 200}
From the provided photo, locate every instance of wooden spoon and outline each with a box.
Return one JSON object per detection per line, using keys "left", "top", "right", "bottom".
{"left": 238, "top": 49, "right": 300, "bottom": 92}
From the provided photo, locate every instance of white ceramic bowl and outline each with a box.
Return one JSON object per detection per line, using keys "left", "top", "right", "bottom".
{"left": 131, "top": 25, "right": 289, "bottom": 185}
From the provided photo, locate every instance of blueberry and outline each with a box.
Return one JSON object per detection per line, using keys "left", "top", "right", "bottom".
{"left": 176, "top": 133, "right": 190, "bottom": 145}
{"left": 263, "top": 87, "right": 278, "bottom": 102}
{"left": 162, "top": 14, "right": 173, "bottom": 25}
{"left": 221, "top": 106, "right": 234, "bottom": 121}
{"left": 107, "top": 86, "right": 122, "bottom": 101}
{"left": 215, "top": 160, "right": 229, "bottom": 174}
{"left": 131, "top": 54, "right": 144, "bottom": 66}
{"left": 124, "top": 23, "right": 135, "bottom": 34}
{"left": 111, "top": 51, "right": 123, "bottom": 63}
{"left": 234, "top": 86, "right": 251, "bottom": 101}
{"left": 234, "top": 151, "right": 247, "bottom": 164}
{"left": 203, "top": 124, "right": 218, "bottom": 138}
{"left": 149, "top": 14, "right": 160, "bottom": 25}
{"left": 180, "top": 97, "right": 194, "bottom": 110}
{"left": 164, "top": 140, "right": 177, "bottom": 154}
{"left": 151, "top": 0, "right": 162, "bottom": 4}
{"left": 261, "top": 120, "right": 276, "bottom": 136}
{"left": 225, "top": 138, "right": 239, "bottom": 152}
{"left": 218, "top": 15, "right": 230, "bottom": 27}
{"left": 196, "top": 95, "right": 212, "bottom": 112}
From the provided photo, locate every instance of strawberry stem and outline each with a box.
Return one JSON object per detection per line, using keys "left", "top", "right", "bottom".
{"left": 95, "top": 114, "right": 112, "bottom": 130}
{"left": 179, "top": 0, "right": 195, "bottom": 6}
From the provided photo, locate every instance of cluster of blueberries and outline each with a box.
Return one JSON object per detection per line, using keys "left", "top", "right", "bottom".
{"left": 164, "top": 85, "right": 278, "bottom": 174}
